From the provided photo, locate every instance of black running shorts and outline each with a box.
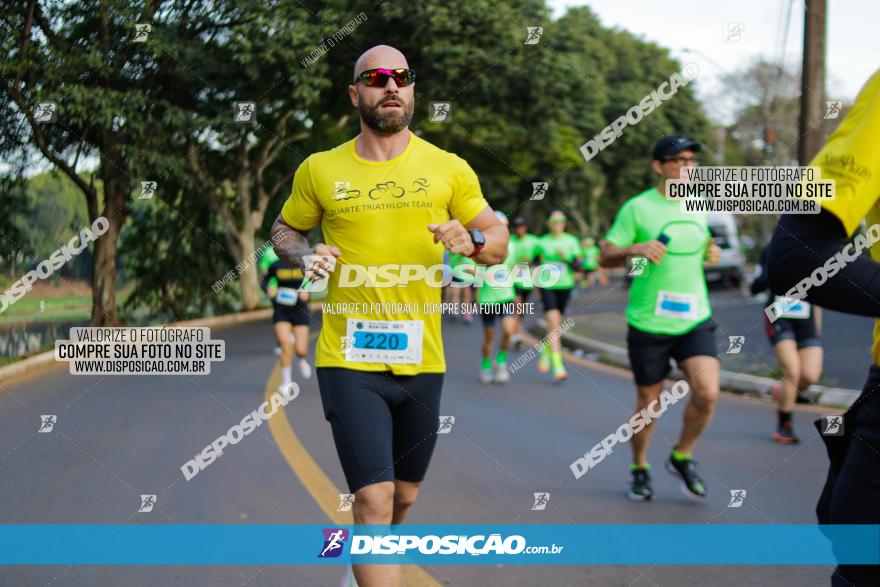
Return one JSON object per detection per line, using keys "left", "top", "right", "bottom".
{"left": 626, "top": 319, "right": 718, "bottom": 386}
{"left": 539, "top": 288, "right": 572, "bottom": 314}
{"left": 272, "top": 302, "right": 310, "bottom": 326}
{"left": 316, "top": 367, "right": 444, "bottom": 493}
{"left": 763, "top": 314, "right": 821, "bottom": 349}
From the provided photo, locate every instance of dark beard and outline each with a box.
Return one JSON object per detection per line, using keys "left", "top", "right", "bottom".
{"left": 359, "top": 96, "right": 413, "bottom": 135}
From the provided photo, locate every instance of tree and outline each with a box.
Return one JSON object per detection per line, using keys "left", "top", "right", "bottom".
{"left": 180, "top": 1, "right": 333, "bottom": 310}
{"left": 2, "top": 0, "right": 187, "bottom": 324}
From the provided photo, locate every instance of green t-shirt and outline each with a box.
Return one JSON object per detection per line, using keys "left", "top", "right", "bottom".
{"left": 449, "top": 252, "right": 474, "bottom": 269}
{"left": 259, "top": 246, "right": 281, "bottom": 289}
{"left": 512, "top": 233, "right": 540, "bottom": 263}
{"left": 511, "top": 233, "right": 540, "bottom": 290}
{"left": 478, "top": 241, "right": 517, "bottom": 304}
{"left": 605, "top": 187, "right": 712, "bottom": 335}
{"left": 536, "top": 232, "right": 582, "bottom": 290}
{"left": 582, "top": 244, "right": 600, "bottom": 271}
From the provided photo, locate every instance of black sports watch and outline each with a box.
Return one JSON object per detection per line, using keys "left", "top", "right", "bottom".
{"left": 467, "top": 228, "right": 486, "bottom": 258}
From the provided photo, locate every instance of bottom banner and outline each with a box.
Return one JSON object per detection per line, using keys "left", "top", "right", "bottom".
{"left": 0, "top": 525, "right": 877, "bottom": 565}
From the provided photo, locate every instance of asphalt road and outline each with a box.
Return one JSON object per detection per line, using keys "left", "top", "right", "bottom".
{"left": 0, "top": 313, "right": 843, "bottom": 586}
{"left": 568, "top": 280, "right": 875, "bottom": 390}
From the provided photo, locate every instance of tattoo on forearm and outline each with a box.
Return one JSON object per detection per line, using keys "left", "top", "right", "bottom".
{"left": 270, "top": 216, "right": 313, "bottom": 268}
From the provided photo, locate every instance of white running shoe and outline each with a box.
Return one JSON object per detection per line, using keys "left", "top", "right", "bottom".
{"left": 495, "top": 363, "right": 510, "bottom": 383}
{"left": 273, "top": 346, "right": 282, "bottom": 356}
{"left": 479, "top": 368, "right": 494, "bottom": 384}
{"left": 298, "top": 359, "right": 312, "bottom": 379}
{"left": 277, "top": 381, "right": 292, "bottom": 395}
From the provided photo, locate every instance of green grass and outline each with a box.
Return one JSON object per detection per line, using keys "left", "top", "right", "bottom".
{"left": 1, "top": 291, "right": 132, "bottom": 323}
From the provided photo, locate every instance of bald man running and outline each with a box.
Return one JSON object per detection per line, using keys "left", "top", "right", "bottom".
{"left": 272, "top": 45, "right": 508, "bottom": 587}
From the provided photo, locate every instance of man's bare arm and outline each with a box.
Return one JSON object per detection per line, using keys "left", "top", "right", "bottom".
{"left": 465, "top": 207, "right": 508, "bottom": 265}
{"left": 271, "top": 214, "right": 341, "bottom": 281}
{"left": 270, "top": 214, "right": 313, "bottom": 267}
{"left": 599, "top": 239, "right": 666, "bottom": 268}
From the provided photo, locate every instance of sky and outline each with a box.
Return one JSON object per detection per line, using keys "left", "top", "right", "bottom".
{"left": 548, "top": 0, "right": 880, "bottom": 122}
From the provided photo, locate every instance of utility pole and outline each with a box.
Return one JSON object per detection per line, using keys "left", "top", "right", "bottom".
{"left": 798, "top": 0, "right": 827, "bottom": 165}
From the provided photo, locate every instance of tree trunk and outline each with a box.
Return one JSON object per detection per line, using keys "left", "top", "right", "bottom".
{"left": 91, "top": 217, "right": 119, "bottom": 326}
{"left": 237, "top": 231, "right": 259, "bottom": 311}
{"left": 90, "top": 179, "right": 128, "bottom": 326}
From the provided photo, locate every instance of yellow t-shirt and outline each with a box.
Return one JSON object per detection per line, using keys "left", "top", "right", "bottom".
{"left": 281, "top": 133, "right": 488, "bottom": 374}
{"left": 812, "top": 69, "right": 880, "bottom": 363}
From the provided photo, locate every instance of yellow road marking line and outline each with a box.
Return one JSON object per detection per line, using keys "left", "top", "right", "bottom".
{"left": 264, "top": 338, "right": 441, "bottom": 586}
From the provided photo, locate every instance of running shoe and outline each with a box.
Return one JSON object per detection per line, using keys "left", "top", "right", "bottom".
{"left": 628, "top": 467, "right": 654, "bottom": 501}
{"left": 278, "top": 382, "right": 293, "bottom": 395}
{"left": 480, "top": 368, "right": 494, "bottom": 384}
{"left": 298, "top": 358, "right": 312, "bottom": 380}
{"left": 512, "top": 334, "right": 523, "bottom": 350}
{"left": 463, "top": 313, "right": 474, "bottom": 325}
{"left": 495, "top": 362, "right": 510, "bottom": 383}
{"left": 552, "top": 364, "right": 568, "bottom": 382}
{"left": 550, "top": 352, "right": 567, "bottom": 382}
{"left": 273, "top": 346, "right": 282, "bottom": 356}
{"left": 666, "top": 454, "right": 707, "bottom": 499}
{"left": 773, "top": 421, "right": 800, "bottom": 444}
{"left": 538, "top": 349, "right": 550, "bottom": 374}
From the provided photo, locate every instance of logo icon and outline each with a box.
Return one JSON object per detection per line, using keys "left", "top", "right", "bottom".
{"left": 724, "top": 22, "right": 745, "bottom": 43}
{"left": 824, "top": 100, "right": 843, "bottom": 120}
{"left": 233, "top": 102, "right": 256, "bottom": 123}
{"left": 368, "top": 181, "right": 405, "bottom": 200}
{"left": 429, "top": 102, "right": 452, "bottom": 123}
{"left": 139, "top": 181, "right": 157, "bottom": 200}
{"left": 531, "top": 492, "right": 550, "bottom": 511}
{"left": 627, "top": 256, "right": 648, "bottom": 276}
{"left": 438, "top": 416, "right": 455, "bottom": 434}
{"left": 138, "top": 494, "right": 157, "bottom": 513}
{"left": 35, "top": 102, "right": 57, "bottom": 124}
{"left": 337, "top": 493, "right": 355, "bottom": 512}
{"left": 525, "top": 27, "right": 543, "bottom": 45}
{"left": 38, "top": 415, "right": 57, "bottom": 433}
{"left": 332, "top": 181, "right": 361, "bottom": 201}
{"left": 728, "top": 489, "right": 747, "bottom": 508}
{"left": 411, "top": 178, "right": 430, "bottom": 196}
{"left": 530, "top": 182, "right": 548, "bottom": 201}
{"left": 821, "top": 415, "right": 844, "bottom": 436}
{"left": 726, "top": 336, "right": 745, "bottom": 354}
{"left": 319, "top": 528, "right": 349, "bottom": 558}
{"left": 133, "top": 23, "right": 151, "bottom": 42}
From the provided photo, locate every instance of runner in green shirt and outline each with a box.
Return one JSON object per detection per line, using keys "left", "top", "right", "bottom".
{"left": 599, "top": 135, "right": 721, "bottom": 502}
{"left": 258, "top": 245, "right": 284, "bottom": 356}
{"left": 579, "top": 237, "right": 602, "bottom": 290}
{"left": 258, "top": 245, "right": 281, "bottom": 290}
{"left": 510, "top": 217, "right": 540, "bottom": 349}
{"left": 535, "top": 210, "right": 583, "bottom": 382}
{"left": 476, "top": 212, "right": 518, "bottom": 383}
{"left": 447, "top": 252, "right": 476, "bottom": 323}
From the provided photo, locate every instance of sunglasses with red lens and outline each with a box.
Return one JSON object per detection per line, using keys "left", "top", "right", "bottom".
{"left": 354, "top": 68, "right": 416, "bottom": 87}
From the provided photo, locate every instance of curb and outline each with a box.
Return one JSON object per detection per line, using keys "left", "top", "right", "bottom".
{"left": 531, "top": 320, "right": 860, "bottom": 409}
{"left": 0, "top": 308, "right": 274, "bottom": 384}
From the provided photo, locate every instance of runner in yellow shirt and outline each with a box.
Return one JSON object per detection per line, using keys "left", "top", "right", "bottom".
{"left": 270, "top": 45, "right": 508, "bottom": 587}
{"left": 766, "top": 69, "right": 880, "bottom": 587}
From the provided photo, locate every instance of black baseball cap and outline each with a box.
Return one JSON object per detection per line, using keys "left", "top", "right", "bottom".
{"left": 652, "top": 135, "right": 701, "bottom": 161}
{"left": 512, "top": 217, "right": 528, "bottom": 228}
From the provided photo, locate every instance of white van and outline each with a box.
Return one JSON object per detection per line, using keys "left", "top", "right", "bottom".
{"left": 704, "top": 212, "right": 744, "bottom": 287}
